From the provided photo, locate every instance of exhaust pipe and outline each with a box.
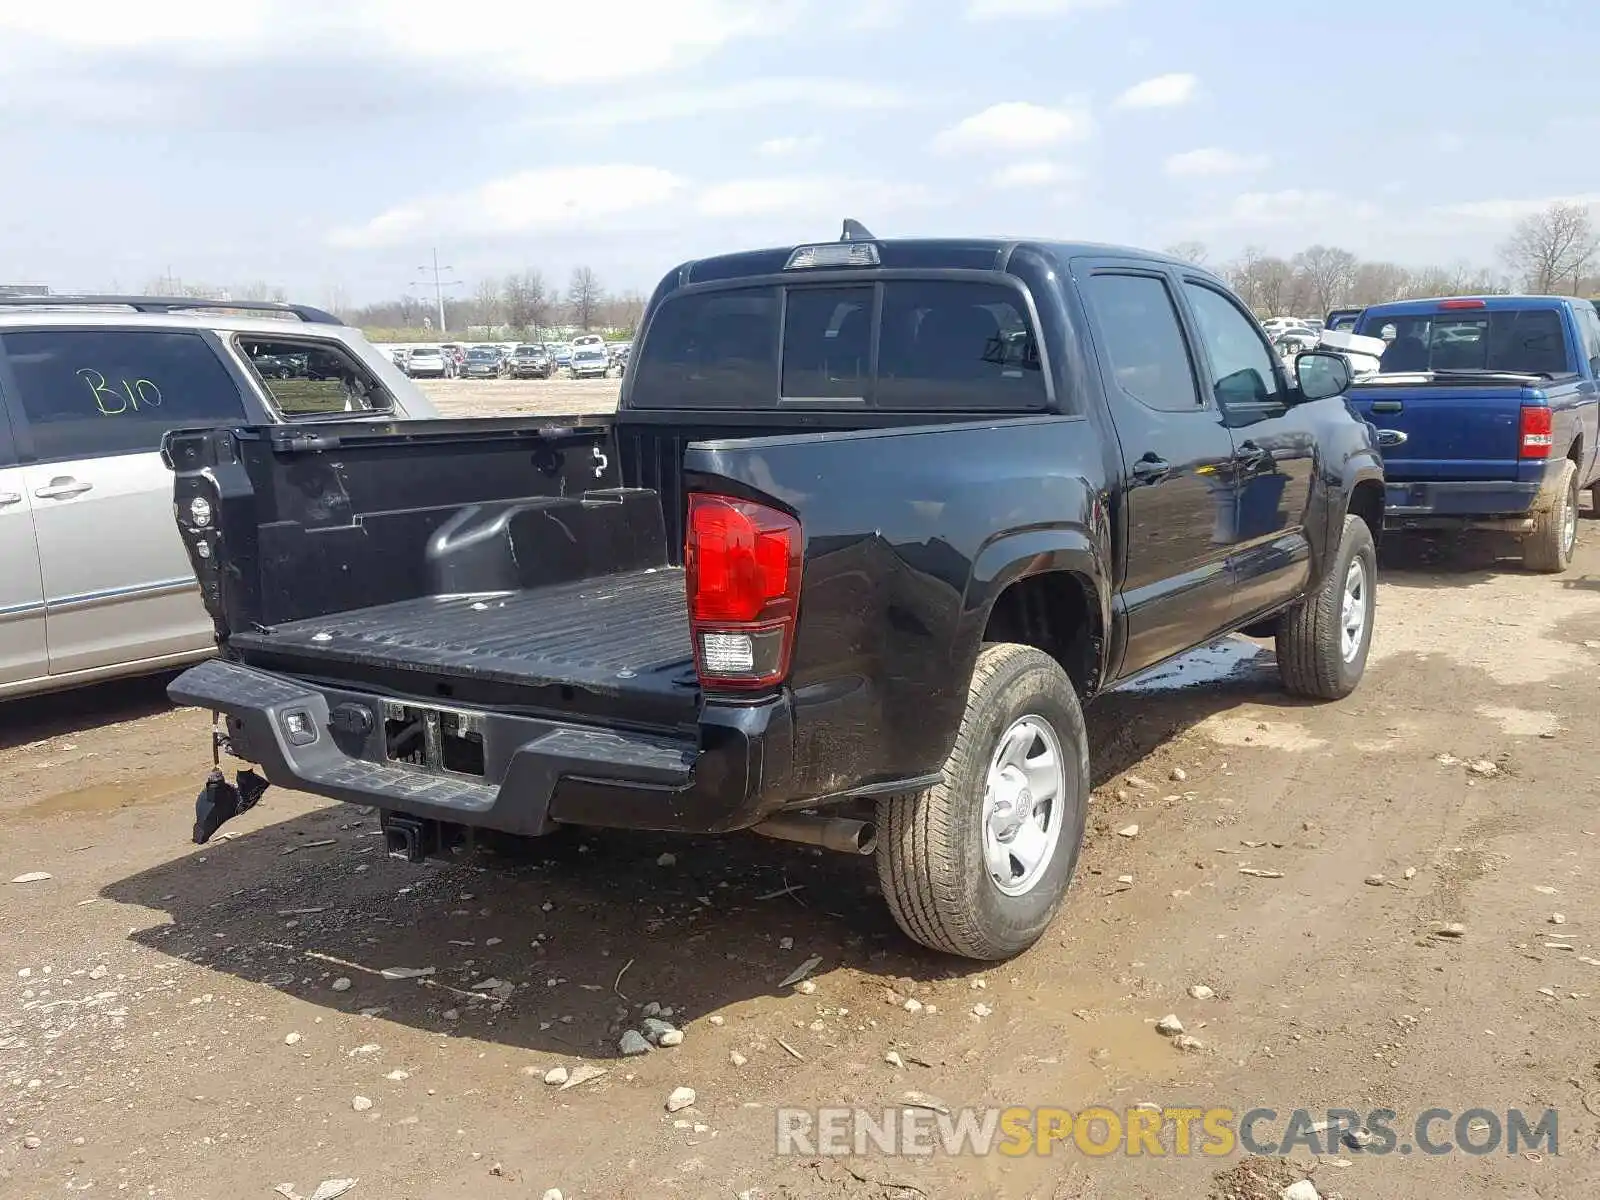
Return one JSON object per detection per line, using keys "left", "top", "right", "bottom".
{"left": 751, "top": 813, "right": 878, "bottom": 855}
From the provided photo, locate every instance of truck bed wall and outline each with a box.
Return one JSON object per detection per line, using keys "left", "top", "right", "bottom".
{"left": 615, "top": 412, "right": 962, "bottom": 561}
{"left": 203, "top": 424, "right": 657, "bottom": 631}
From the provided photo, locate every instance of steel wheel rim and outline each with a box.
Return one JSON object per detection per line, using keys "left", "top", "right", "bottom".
{"left": 1562, "top": 480, "right": 1578, "bottom": 557}
{"left": 981, "top": 715, "right": 1068, "bottom": 897}
{"left": 1340, "top": 557, "right": 1368, "bottom": 663}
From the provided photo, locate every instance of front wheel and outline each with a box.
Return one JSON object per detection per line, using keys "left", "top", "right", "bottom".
{"left": 876, "top": 643, "right": 1088, "bottom": 960}
{"left": 1524, "top": 460, "right": 1579, "bottom": 573}
{"left": 1276, "top": 513, "right": 1376, "bottom": 699}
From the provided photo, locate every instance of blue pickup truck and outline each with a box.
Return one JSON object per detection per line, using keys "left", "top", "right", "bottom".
{"left": 1347, "top": 295, "right": 1600, "bottom": 571}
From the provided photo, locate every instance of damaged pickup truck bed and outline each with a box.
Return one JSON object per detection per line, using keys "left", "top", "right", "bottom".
{"left": 165, "top": 228, "right": 1384, "bottom": 959}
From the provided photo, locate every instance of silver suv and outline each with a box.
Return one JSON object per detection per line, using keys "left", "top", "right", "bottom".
{"left": 0, "top": 296, "right": 439, "bottom": 700}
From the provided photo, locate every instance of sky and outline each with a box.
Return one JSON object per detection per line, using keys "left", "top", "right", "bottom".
{"left": 1, "top": 0, "right": 1597, "bottom": 306}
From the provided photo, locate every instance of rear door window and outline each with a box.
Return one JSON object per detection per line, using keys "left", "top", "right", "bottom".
{"left": 631, "top": 287, "right": 779, "bottom": 408}
{"left": 876, "top": 280, "right": 1045, "bottom": 410}
{"left": 781, "top": 286, "right": 872, "bottom": 401}
{"left": 1, "top": 328, "right": 247, "bottom": 461}
{"left": 237, "top": 336, "right": 394, "bottom": 417}
{"left": 1083, "top": 273, "right": 1201, "bottom": 411}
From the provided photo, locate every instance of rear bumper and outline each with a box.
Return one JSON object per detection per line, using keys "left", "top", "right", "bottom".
{"left": 1383, "top": 479, "right": 1543, "bottom": 530}
{"left": 168, "top": 658, "right": 793, "bottom": 836}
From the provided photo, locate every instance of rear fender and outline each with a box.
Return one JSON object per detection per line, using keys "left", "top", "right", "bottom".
{"left": 1332, "top": 449, "right": 1385, "bottom": 577}
{"left": 681, "top": 416, "right": 1109, "bottom": 800}
{"left": 965, "top": 530, "right": 1113, "bottom": 693}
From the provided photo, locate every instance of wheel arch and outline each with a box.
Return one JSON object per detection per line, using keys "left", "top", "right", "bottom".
{"left": 967, "top": 532, "right": 1112, "bottom": 699}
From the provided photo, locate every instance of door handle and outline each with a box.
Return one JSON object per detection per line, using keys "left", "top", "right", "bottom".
{"left": 1130, "top": 454, "right": 1171, "bottom": 483}
{"left": 34, "top": 477, "right": 93, "bottom": 500}
{"left": 0, "top": 492, "right": 20, "bottom": 507}
{"left": 1370, "top": 400, "right": 1403, "bottom": 414}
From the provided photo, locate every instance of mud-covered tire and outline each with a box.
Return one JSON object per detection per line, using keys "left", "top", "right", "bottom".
{"left": 875, "top": 643, "right": 1089, "bottom": 961}
{"left": 1524, "top": 461, "right": 1578, "bottom": 573}
{"left": 1276, "top": 514, "right": 1376, "bottom": 700}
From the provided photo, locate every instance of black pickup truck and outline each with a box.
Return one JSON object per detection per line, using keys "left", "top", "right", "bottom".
{"left": 164, "top": 228, "right": 1385, "bottom": 961}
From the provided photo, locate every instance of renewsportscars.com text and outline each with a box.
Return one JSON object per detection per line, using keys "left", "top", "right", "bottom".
{"left": 774, "top": 1105, "right": 1559, "bottom": 1158}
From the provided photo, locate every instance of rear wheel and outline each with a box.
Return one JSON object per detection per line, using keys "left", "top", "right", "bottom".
{"left": 875, "top": 643, "right": 1088, "bottom": 960}
{"left": 1276, "top": 514, "right": 1376, "bottom": 700}
{"left": 1524, "top": 460, "right": 1578, "bottom": 573}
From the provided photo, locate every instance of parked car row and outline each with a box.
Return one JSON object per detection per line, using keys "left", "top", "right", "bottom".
{"left": 384, "top": 340, "right": 630, "bottom": 380}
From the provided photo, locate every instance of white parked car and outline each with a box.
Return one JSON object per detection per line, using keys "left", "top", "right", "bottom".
{"left": 405, "top": 346, "right": 453, "bottom": 378}
{"left": 1262, "top": 318, "right": 1320, "bottom": 355}
{"left": 0, "top": 295, "right": 438, "bottom": 700}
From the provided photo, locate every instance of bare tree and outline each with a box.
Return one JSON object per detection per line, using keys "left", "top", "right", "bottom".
{"left": 504, "top": 270, "right": 550, "bottom": 334}
{"left": 323, "top": 283, "right": 350, "bottom": 317}
{"left": 1292, "top": 245, "right": 1359, "bottom": 314}
{"left": 1445, "top": 260, "right": 1509, "bottom": 296}
{"left": 566, "top": 266, "right": 604, "bottom": 330}
{"left": 600, "top": 290, "right": 647, "bottom": 335}
{"left": 1162, "top": 240, "right": 1208, "bottom": 267}
{"left": 1348, "top": 261, "right": 1409, "bottom": 307}
{"left": 234, "top": 281, "right": 287, "bottom": 302}
{"left": 1500, "top": 201, "right": 1598, "bottom": 293}
{"left": 1235, "top": 254, "right": 1296, "bottom": 317}
{"left": 473, "top": 277, "right": 503, "bottom": 329}
{"left": 1223, "top": 246, "right": 1266, "bottom": 310}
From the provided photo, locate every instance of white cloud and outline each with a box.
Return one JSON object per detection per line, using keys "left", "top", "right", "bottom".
{"left": 1227, "top": 189, "right": 1379, "bottom": 226}
{"left": 991, "top": 161, "right": 1077, "bottom": 188}
{"left": 330, "top": 165, "right": 686, "bottom": 248}
{"left": 934, "top": 101, "right": 1093, "bottom": 153}
{"left": 539, "top": 77, "right": 910, "bottom": 129}
{"left": 840, "top": 0, "right": 911, "bottom": 28}
{"left": 695, "top": 175, "right": 931, "bottom": 219}
{"left": 1113, "top": 72, "right": 1198, "bottom": 109}
{"left": 1432, "top": 194, "right": 1600, "bottom": 224}
{"left": 967, "top": 0, "right": 1121, "bottom": 18}
{"left": 0, "top": 2, "right": 270, "bottom": 49}
{"left": 0, "top": 1, "right": 799, "bottom": 86}
{"left": 757, "top": 135, "right": 823, "bottom": 157}
{"left": 1164, "top": 147, "right": 1268, "bottom": 177}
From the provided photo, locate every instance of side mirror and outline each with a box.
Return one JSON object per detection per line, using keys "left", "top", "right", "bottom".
{"left": 1295, "top": 350, "right": 1352, "bottom": 401}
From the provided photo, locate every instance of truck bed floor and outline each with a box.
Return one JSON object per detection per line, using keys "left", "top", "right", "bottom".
{"left": 231, "top": 568, "right": 692, "bottom": 694}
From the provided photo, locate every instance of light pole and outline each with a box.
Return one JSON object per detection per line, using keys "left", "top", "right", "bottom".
{"left": 413, "top": 249, "right": 462, "bottom": 335}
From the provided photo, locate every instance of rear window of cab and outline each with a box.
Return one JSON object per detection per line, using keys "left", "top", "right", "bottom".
{"left": 629, "top": 278, "right": 1046, "bottom": 410}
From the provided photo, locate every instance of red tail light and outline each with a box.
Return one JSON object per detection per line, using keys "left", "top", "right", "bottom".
{"left": 1520, "top": 406, "right": 1553, "bottom": 458}
{"left": 685, "top": 493, "right": 802, "bottom": 689}
{"left": 1439, "top": 298, "right": 1487, "bottom": 310}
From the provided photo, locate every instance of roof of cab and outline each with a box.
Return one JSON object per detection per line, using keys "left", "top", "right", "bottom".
{"left": 0, "top": 308, "right": 364, "bottom": 338}
{"left": 670, "top": 237, "right": 1219, "bottom": 288}
{"left": 1359, "top": 294, "right": 1596, "bottom": 315}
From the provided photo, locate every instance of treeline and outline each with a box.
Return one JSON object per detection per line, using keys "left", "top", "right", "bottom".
{"left": 130, "top": 201, "right": 1600, "bottom": 334}
{"left": 345, "top": 266, "right": 646, "bottom": 341}
{"left": 1168, "top": 201, "right": 1600, "bottom": 317}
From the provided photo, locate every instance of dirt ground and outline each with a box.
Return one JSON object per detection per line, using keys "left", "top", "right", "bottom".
{"left": 3, "top": 383, "right": 1599, "bottom": 1199}
{"left": 420, "top": 376, "right": 622, "bottom": 419}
